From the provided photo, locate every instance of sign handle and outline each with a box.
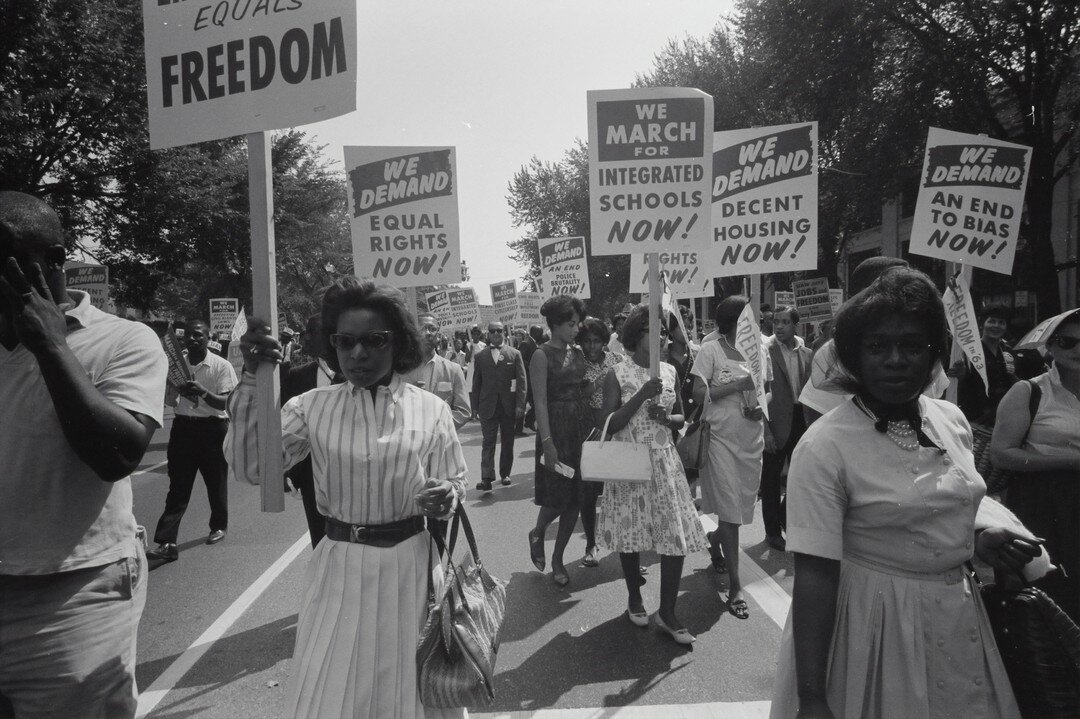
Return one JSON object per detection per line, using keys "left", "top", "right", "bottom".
{"left": 248, "top": 131, "right": 284, "bottom": 513}
{"left": 648, "top": 253, "right": 661, "bottom": 378}
{"left": 944, "top": 262, "right": 973, "bottom": 404}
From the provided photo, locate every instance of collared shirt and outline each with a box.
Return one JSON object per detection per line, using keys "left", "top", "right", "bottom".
{"left": 607, "top": 335, "right": 626, "bottom": 356}
{"left": 174, "top": 350, "right": 237, "bottom": 419}
{"left": 770, "top": 334, "right": 807, "bottom": 397}
{"left": 489, "top": 345, "right": 503, "bottom": 363}
{"left": 0, "top": 291, "right": 167, "bottom": 574}
{"left": 400, "top": 353, "right": 472, "bottom": 428}
{"left": 225, "top": 374, "right": 467, "bottom": 525}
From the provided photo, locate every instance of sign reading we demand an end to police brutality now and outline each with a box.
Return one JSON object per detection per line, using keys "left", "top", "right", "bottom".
{"left": 710, "top": 122, "right": 818, "bottom": 277}
{"left": 344, "top": 147, "right": 461, "bottom": 289}
{"left": 538, "top": 236, "right": 591, "bottom": 299}
{"left": 142, "top": 0, "right": 357, "bottom": 149}
{"left": 910, "top": 128, "right": 1031, "bottom": 274}
{"left": 588, "top": 88, "right": 713, "bottom": 256}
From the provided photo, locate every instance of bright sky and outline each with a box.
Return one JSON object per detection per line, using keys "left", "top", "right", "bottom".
{"left": 304, "top": 0, "right": 733, "bottom": 304}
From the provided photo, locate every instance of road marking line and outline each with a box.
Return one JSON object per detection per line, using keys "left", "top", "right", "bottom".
{"left": 698, "top": 515, "right": 790, "bottom": 629}
{"left": 135, "top": 533, "right": 309, "bottom": 718}
{"left": 471, "top": 700, "right": 771, "bottom": 718}
{"left": 131, "top": 460, "right": 168, "bottom": 477}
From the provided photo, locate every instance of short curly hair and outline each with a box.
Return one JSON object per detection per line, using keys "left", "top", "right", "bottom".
{"left": 320, "top": 277, "right": 424, "bottom": 375}
{"left": 833, "top": 267, "right": 948, "bottom": 393}
{"left": 540, "top": 294, "right": 585, "bottom": 328}
{"left": 619, "top": 305, "right": 651, "bottom": 352}
{"left": 576, "top": 316, "right": 611, "bottom": 345}
{"left": 714, "top": 295, "right": 748, "bottom": 334}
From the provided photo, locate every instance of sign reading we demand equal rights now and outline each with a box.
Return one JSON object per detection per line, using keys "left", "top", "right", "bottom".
{"left": 910, "top": 128, "right": 1031, "bottom": 275}
{"left": 588, "top": 88, "right": 713, "bottom": 256}
{"left": 345, "top": 147, "right": 461, "bottom": 289}
{"left": 710, "top": 122, "right": 818, "bottom": 276}
{"left": 142, "top": 0, "right": 357, "bottom": 149}
{"left": 538, "top": 236, "right": 591, "bottom": 299}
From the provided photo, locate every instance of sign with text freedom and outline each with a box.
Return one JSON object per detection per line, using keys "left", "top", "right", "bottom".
{"left": 142, "top": 0, "right": 357, "bottom": 149}
{"left": 344, "top": 146, "right": 461, "bottom": 289}
{"left": 588, "top": 87, "right": 713, "bottom": 256}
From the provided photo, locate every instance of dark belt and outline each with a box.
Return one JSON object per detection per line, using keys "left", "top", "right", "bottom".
{"left": 324, "top": 516, "right": 427, "bottom": 547}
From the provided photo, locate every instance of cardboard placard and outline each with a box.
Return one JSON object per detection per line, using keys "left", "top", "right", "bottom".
{"left": 909, "top": 128, "right": 1031, "bottom": 275}
{"left": 773, "top": 290, "right": 795, "bottom": 307}
{"left": 588, "top": 87, "right": 713, "bottom": 255}
{"left": 478, "top": 304, "right": 496, "bottom": 326}
{"left": 709, "top": 123, "right": 818, "bottom": 277}
{"left": 516, "top": 291, "right": 543, "bottom": 325}
{"left": 630, "top": 251, "right": 711, "bottom": 299}
{"left": 792, "top": 277, "right": 832, "bottom": 322}
{"left": 142, "top": 0, "right": 357, "bottom": 149}
{"left": 829, "top": 288, "right": 844, "bottom": 315}
{"left": 491, "top": 280, "right": 518, "bottom": 324}
{"left": 64, "top": 263, "right": 109, "bottom": 310}
{"left": 162, "top": 329, "right": 193, "bottom": 387}
{"left": 538, "top": 236, "right": 591, "bottom": 298}
{"left": 344, "top": 146, "right": 461, "bottom": 288}
{"left": 209, "top": 298, "right": 240, "bottom": 336}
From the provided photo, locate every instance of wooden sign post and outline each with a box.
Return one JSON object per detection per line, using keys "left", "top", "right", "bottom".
{"left": 648, "top": 253, "right": 661, "bottom": 377}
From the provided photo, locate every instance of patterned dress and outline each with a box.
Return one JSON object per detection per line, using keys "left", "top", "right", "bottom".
{"left": 581, "top": 351, "right": 623, "bottom": 501}
{"left": 597, "top": 362, "right": 708, "bottom": 556}
{"left": 533, "top": 343, "right": 589, "bottom": 509}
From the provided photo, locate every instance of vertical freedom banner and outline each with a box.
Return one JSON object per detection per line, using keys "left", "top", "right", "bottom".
{"left": 909, "top": 128, "right": 1031, "bottom": 274}
{"left": 588, "top": 87, "right": 713, "bottom": 256}
{"left": 538, "top": 236, "right": 591, "bottom": 298}
{"left": 344, "top": 146, "right": 461, "bottom": 289}
{"left": 209, "top": 298, "right": 240, "bottom": 336}
{"left": 64, "top": 263, "right": 109, "bottom": 310}
{"left": 943, "top": 273, "right": 988, "bottom": 394}
{"left": 630, "top": 251, "right": 711, "bottom": 299}
{"left": 710, "top": 122, "right": 818, "bottom": 277}
{"left": 735, "top": 304, "right": 769, "bottom": 420}
{"left": 142, "top": 0, "right": 356, "bottom": 149}
{"left": 491, "top": 280, "right": 518, "bottom": 324}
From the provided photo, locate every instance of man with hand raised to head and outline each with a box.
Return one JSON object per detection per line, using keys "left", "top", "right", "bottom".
{"left": 0, "top": 191, "right": 167, "bottom": 719}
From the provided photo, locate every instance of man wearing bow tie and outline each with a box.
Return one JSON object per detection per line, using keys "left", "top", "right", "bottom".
{"left": 471, "top": 321, "right": 527, "bottom": 491}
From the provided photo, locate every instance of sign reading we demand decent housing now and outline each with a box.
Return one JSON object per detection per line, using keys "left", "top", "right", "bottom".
{"left": 142, "top": 0, "right": 357, "bottom": 149}
{"left": 910, "top": 128, "right": 1031, "bottom": 275}
{"left": 588, "top": 88, "right": 713, "bottom": 257}
{"left": 344, "top": 147, "right": 461, "bottom": 289}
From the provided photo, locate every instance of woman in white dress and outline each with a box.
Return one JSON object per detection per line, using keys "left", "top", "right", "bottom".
{"left": 228, "top": 277, "right": 467, "bottom": 719}
{"left": 771, "top": 267, "right": 1041, "bottom": 719}
{"left": 691, "top": 295, "right": 768, "bottom": 620}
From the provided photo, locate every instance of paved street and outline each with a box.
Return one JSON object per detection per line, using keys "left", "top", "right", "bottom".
{"left": 133, "top": 408, "right": 795, "bottom": 718}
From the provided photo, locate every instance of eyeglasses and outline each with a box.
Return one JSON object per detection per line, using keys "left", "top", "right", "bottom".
{"left": 1050, "top": 335, "right": 1080, "bottom": 350}
{"left": 329, "top": 331, "right": 394, "bottom": 351}
{"left": 419, "top": 324, "right": 440, "bottom": 335}
{"left": 488, "top": 328, "right": 504, "bottom": 334}
{"left": 861, "top": 339, "right": 932, "bottom": 358}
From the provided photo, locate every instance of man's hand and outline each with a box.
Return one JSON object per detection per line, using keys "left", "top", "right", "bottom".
{"left": 0, "top": 259, "right": 68, "bottom": 355}
{"left": 179, "top": 380, "right": 209, "bottom": 399}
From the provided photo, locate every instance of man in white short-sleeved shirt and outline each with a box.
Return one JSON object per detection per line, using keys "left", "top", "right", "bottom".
{"left": 0, "top": 192, "right": 167, "bottom": 718}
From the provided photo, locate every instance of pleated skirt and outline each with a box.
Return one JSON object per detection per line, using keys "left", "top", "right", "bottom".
{"left": 286, "top": 533, "right": 465, "bottom": 719}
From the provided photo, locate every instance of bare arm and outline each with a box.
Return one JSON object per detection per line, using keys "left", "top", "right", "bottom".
{"left": 990, "top": 382, "right": 1080, "bottom": 472}
{"left": 792, "top": 553, "right": 840, "bottom": 718}
{"left": 601, "top": 371, "right": 661, "bottom": 435}
{"left": 514, "top": 350, "right": 527, "bottom": 415}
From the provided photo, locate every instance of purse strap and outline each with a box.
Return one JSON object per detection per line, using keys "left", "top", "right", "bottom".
{"left": 429, "top": 504, "right": 483, "bottom": 568}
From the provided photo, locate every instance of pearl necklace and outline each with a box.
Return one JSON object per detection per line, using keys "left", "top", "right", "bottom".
{"left": 853, "top": 397, "right": 920, "bottom": 452}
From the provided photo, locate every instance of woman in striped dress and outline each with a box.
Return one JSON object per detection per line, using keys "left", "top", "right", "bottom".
{"left": 227, "top": 278, "right": 467, "bottom": 719}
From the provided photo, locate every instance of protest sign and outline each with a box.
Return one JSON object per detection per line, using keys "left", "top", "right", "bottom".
{"left": 142, "top": 0, "right": 357, "bottom": 149}
{"left": 226, "top": 308, "right": 248, "bottom": 375}
{"left": 773, "top": 290, "right": 795, "bottom": 307}
{"left": 478, "top": 305, "right": 496, "bottom": 326}
{"left": 792, "top": 277, "right": 832, "bottom": 322}
{"left": 588, "top": 87, "right": 713, "bottom": 256}
{"left": 709, "top": 122, "right": 818, "bottom": 277}
{"left": 209, "top": 298, "right": 240, "bottom": 336}
{"left": 426, "top": 288, "right": 452, "bottom": 326}
{"left": 909, "top": 128, "right": 1031, "bottom": 274}
{"left": 517, "top": 291, "right": 542, "bottom": 325}
{"left": 735, "top": 304, "right": 769, "bottom": 420}
{"left": 538, "top": 236, "right": 591, "bottom": 298}
{"left": 162, "top": 328, "right": 193, "bottom": 388}
{"left": 491, "top": 280, "right": 518, "bottom": 324}
{"left": 829, "top": 289, "right": 844, "bottom": 315}
{"left": 943, "top": 272, "right": 988, "bottom": 394}
{"left": 344, "top": 146, "right": 461, "bottom": 288}
{"left": 446, "top": 288, "right": 480, "bottom": 331}
{"left": 64, "top": 263, "right": 109, "bottom": 310}
{"left": 630, "top": 251, "right": 711, "bottom": 299}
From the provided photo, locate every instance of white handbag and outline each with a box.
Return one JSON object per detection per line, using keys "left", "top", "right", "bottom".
{"left": 580, "top": 412, "right": 652, "bottom": 484}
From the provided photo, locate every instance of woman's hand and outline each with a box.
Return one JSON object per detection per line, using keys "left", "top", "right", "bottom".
{"left": 975, "top": 527, "right": 1044, "bottom": 574}
{"left": 743, "top": 406, "right": 765, "bottom": 422}
{"left": 637, "top": 377, "right": 663, "bottom": 401}
{"left": 796, "top": 695, "right": 835, "bottom": 719}
{"left": 734, "top": 374, "right": 756, "bottom": 392}
{"left": 542, "top": 438, "right": 560, "bottom": 469}
{"left": 240, "top": 319, "right": 284, "bottom": 373}
{"left": 415, "top": 478, "right": 456, "bottom": 518}
{"left": 646, "top": 403, "right": 670, "bottom": 424}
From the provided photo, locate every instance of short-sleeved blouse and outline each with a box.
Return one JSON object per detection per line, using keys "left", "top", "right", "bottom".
{"left": 1025, "top": 366, "right": 1080, "bottom": 456}
{"left": 582, "top": 351, "right": 622, "bottom": 409}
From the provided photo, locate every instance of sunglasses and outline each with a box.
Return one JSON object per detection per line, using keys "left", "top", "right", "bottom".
{"left": 1050, "top": 335, "right": 1080, "bottom": 350}
{"left": 488, "top": 328, "right": 505, "bottom": 334}
{"left": 329, "top": 331, "right": 394, "bottom": 351}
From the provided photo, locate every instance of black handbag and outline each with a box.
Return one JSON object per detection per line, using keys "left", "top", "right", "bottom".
{"left": 976, "top": 569, "right": 1080, "bottom": 718}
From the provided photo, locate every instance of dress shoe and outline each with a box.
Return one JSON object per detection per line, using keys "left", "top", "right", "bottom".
{"left": 626, "top": 606, "right": 649, "bottom": 627}
{"left": 206, "top": 529, "right": 227, "bottom": 545}
{"left": 766, "top": 535, "right": 786, "bottom": 552}
{"left": 475, "top": 480, "right": 494, "bottom": 492}
{"left": 148, "top": 542, "right": 178, "bottom": 561}
{"left": 653, "top": 613, "right": 696, "bottom": 645}
{"left": 500, "top": 477, "right": 512, "bottom": 486}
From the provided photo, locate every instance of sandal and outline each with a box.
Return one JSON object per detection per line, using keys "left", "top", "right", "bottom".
{"left": 705, "top": 532, "right": 727, "bottom": 574}
{"left": 726, "top": 595, "right": 750, "bottom": 620}
{"left": 528, "top": 529, "right": 545, "bottom": 571}
{"left": 552, "top": 564, "right": 570, "bottom": 587}
{"left": 581, "top": 546, "right": 599, "bottom": 568}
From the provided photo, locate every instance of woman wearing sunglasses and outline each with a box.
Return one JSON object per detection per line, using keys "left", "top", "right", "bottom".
{"left": 990, "top": 308, "right": 1080, "bottom": 623}
{"left": 226, "top": 277, "right": 467, "bottom": 719}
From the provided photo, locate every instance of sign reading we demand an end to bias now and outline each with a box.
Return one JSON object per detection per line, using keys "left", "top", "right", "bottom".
{"left": 142, "top": 0, "right": 357, "bottom": 149}
{"left": 710, "top": 122, "right": 818, "bottom": 277}
{"left": 910, "top": 128, "right": 1031, "bottom": 275}
{"left": 538, "top": 236, "right": 591, "bottom": 299}
{"left": 344, "top": 147, "right": 461, "bottom": 289}
{"left": 588, "top": 88, "right": 713, "bottom": 256}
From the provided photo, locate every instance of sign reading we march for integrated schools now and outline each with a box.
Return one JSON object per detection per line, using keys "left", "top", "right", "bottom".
{"left": 710, "top": 122, "right": 818, "bottom": 277}
{"left": 491, "top": 280, "right": 518, "bottom": 324}
{"left": 426, "top": 287, "right": 479, "bottom": 331}
{"left": 910, "top": 128, "right": 1031, "bottom": 275}
{"left": 345, "top": 146, "right": 461, "bottom": 289}
{"left": 209, "top": 298, "right": 240, "bottom": 336}
{"left": 142, "top": 0, "right": 357, "bottom": 149}
{"left": 588, "top": 88, "right": 713, "bottom": 256}
{"left": 538, "top": 236, "right": 591, "bottom": 299}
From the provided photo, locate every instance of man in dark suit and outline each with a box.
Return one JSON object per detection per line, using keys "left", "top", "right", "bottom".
{"left": 471, "top": 321, "right": 527, "bottom": 491}
{"left": 515, "top": 325, "right": 539, "bottom": 435}
{"left": 761, "top": 305, "right": 813, "bottom": 551}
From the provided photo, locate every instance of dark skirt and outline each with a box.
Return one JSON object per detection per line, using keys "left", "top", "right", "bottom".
{"left": 534, "top": 399, "right": 588, "bottom": 509}
{"left": 1005, "top": 468, "right": 1079, "bottom": 623}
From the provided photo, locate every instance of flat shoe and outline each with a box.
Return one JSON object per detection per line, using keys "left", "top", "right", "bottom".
{"left": 626, "top": 608, "right": 649, "bottom": 628}
{"left": 528, "top": 529, "right": 545, "bottom": 571}
{"left": 581, "top": 547, "right": 599, "bottom": 567}
{"left": 552, "top": 566, "right": 570, "bottom": 587}
{"left": 653, "top": 613, "right": 695, "bottom": 644}
{"left": 727, "top": 595, "right": 750, "bottom": 620}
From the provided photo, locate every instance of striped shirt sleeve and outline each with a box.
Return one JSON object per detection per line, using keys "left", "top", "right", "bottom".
{"left": 225, "top": 374, "right": 311, "bottom": 485}
{"left": 426, "top": 401, "right": 468, "bottom": 502}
